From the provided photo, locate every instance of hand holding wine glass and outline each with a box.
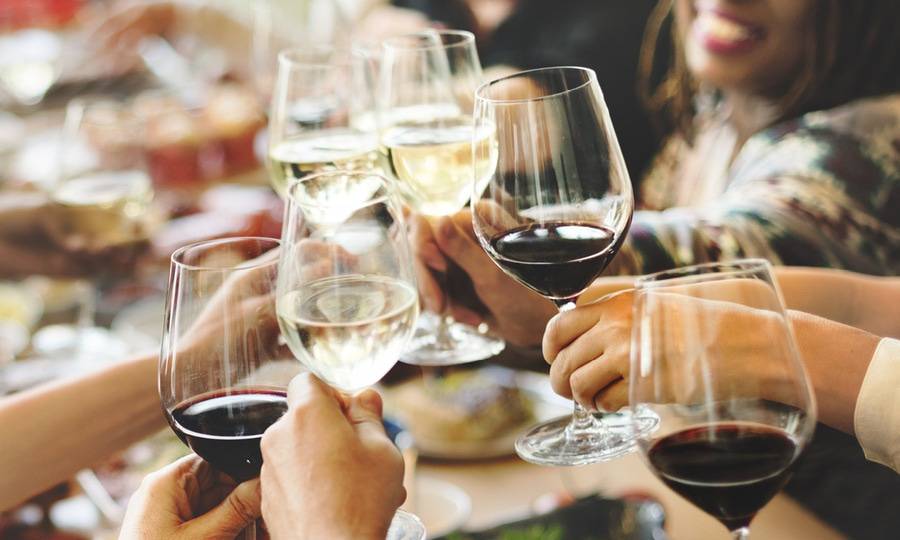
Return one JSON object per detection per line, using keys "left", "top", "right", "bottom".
{"left": 276, "top": 170, "right": 425, "bottom": 539}
{"left": 630, "top": 260, "right": 817, "bottom": 539}
{"left": 261, "top": 373, "right": 406, "bottom": 540}
{"left": 472, "top": 66, "right": 644, "bottom": 466}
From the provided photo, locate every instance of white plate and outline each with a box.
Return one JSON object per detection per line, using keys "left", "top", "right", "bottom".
{"left": 391, "top": 369, "right": 571, "bottom": 461}
{"left": 407, "top": 476, "right": 471, "bottom": 538}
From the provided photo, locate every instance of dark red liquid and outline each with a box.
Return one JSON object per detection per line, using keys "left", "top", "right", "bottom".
{"left": 647, "top": 424, "right": 798, "bottom": 531}
{"left": 489, "top": 222, "right": 619, "bottom": 303}
{"left": 169, "top": 389, "right": 288, "bottom": 482}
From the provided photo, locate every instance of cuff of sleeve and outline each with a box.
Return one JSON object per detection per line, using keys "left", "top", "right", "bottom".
{"left": 854, "top": 338, "right": 900, "bottom": 472}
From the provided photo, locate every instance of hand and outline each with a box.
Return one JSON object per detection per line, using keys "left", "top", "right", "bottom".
{"left": 260, "top": 373, "right": 405, "bottom": 540}
{"left": 544, "top": 284, "right": 793, "bottom": 411}
{"left": 120, "top": 454, "right": 261, "bottom": 539}
{"left": 410, "top": 210, "right": 557, "bottom": 348}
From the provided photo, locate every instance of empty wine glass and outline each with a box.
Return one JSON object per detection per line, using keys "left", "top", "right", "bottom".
{"left": 267, "top": 46, "right": 382, "bottom": 198}
{"left": 160, "top": 236, "right": 295, "bottom": 540}
{"left": 472, "top": 66, "right": 653, "bottom": 466}
{"left": 380, "top": 29, "right": 505, "bottom": 366}
{"left": 277, "top": 170, "right": 426, "bottom": 539}
{"left": 630, "top": 259, "right": 817, "bottom": 539}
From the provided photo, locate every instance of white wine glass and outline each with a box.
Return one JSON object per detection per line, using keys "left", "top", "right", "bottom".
{"left": 277, "top": 169, "right": 426, "bottom": 540}
{"left": 267, "top": 46, "right": 382, "bottom": 198}
{"left": 380, "top": 29, "right": 505, "bottom": 366}
{"left": 630, "top": 260, "right": 817, "bottom": 539}
{"left": 33, "top": 98, "right": 153, "bottom": 362}
{"left": 472, "top": 66, "right": 651, "bottom": 466}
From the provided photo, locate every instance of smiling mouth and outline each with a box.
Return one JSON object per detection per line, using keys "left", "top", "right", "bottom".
{"left": 692, "top": 7, "right": 766, "bottom": 55}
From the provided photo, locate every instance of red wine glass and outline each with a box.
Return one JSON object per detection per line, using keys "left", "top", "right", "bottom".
{"left": 630, "top": 259, "right": 817, "bottom": 539}
{"left": 160, "top": 237, "right": 295, "bottom": 539}
{"left": 471, "top": 66, "right": 652, "bottom": 466}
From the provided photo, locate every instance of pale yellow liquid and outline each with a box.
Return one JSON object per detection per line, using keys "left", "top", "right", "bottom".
{"left": 51, "top": 170, "right": 152, "bottom": 249}
{"left": 277, "top": 275, "right": 418, "bottom": 392}
{"left": 268, "top": 130, "right": 383, "bottom": 198}
{"left": 382, "top": 116, "right": 497, "bottom": 216}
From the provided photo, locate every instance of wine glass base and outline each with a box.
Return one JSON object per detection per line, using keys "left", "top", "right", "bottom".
{"left": 403, "top": 313, "right": 505, "bottom": 366}
{"left": 515, "top": 410, "right": 659, "bottom": 467}
{"left": 387, "top": 509, "right": 427, "bottom": 540}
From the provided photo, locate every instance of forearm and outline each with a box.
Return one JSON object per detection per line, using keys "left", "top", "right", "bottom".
{"left": 788, "top": 310, "right": 880, "bottom": 434}
{"left": 0, "top": 354, "right": 165, "bottom": 510}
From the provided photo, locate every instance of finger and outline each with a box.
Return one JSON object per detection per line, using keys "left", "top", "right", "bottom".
{"left": 433, "top": 216, "right": 496, "bottom": 288}
{"left": 409, "top": 214, "right": 447, "bottom": 273}
{"left": 568, "top": 358, "right": 626, "bottom": 411}
{"left": 594, "top": 379, "right": 629, "bottom": 413}
{"left": 543, "top": 290, "right": 632, "bottom": 363}
{"left": 414, "top": 257, "right": 445, "bottom": 313}
{"left": 286, "top": 372, "right": 343, "bottom": 412}
{"left": 184, "top": 478, "right": 261, "bottom": 539}
{"left": 347, "top": 389, "right": 388, "bottom": 442}
{"left": 448, "top": 303, "right": 483, "bottom": 327}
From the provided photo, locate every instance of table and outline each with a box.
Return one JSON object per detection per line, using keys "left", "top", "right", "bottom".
{"left": 418, "top": 452, "right": 845, "bottom": 539}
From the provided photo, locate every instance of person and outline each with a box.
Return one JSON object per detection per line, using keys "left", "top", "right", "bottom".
{"left": 543, "top": 267, "right": 900, "bottom": 539}
{"left": 415, "top": 0, "right": 900, "bottom": 349}
{"left": 119, "top": 373, "right": 406, "bottom": 540}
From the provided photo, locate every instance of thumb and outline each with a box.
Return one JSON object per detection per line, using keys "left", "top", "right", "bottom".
{"left": 347, "top": 389, "right": 387, "bottom": 442}
{"left": 182, "top": 478, "right": 261, "bottom": 539}
{"left": 434, "top": 217, "right": 493, "bottom": 287}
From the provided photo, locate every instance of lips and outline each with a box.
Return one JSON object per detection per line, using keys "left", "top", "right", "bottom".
{"left": 692, "top": 7, "right": 766, "bottom": 55}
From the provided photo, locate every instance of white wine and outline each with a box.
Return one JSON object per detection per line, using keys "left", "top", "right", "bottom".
{"left": 268, "top": 130, "right": 383, "bottom": 198}
{"left": 277, "top": 274, "right": 418, "bottom": 392}
{"left": 51, "top": 170, "right": 152, "bottom": 249}
{"left": 382, "top": 115, "right": 497, "bottom": 216}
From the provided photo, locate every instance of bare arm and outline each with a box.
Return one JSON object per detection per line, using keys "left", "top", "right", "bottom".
{"left": 0, "top": 354, "right": 165, "bottom": 511}
{"left": 777, "top": 267, "right": 900, "bottom": 338}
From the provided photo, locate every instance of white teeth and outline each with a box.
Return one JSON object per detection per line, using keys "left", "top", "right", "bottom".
{"left": 696, "top": 12, "right": 752, "bottom": 42}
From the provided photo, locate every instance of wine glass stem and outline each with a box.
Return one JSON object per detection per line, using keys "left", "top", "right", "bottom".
{"left": 565, "top": 401, "right": 606, "bottom": 439}
{"left": 732, "top": 527, "right": 750, "bottom": 540}
{"left": 76, "top": 279, "right": 97, "bottom": 329}
{"left": 434, "top": 268, "right": 456, "bottom": 348}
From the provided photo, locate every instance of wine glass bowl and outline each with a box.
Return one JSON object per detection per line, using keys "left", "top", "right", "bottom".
{"left": 267, "top": 46, "right": 382, "bottom": 198}
{"left": 159, "top": 237, "right": 296, "bottom": 484}
{"left": 472, "top": 66, "right": 641, "bottom": 466}
{"left": 277, "top": 171, "right": 419, "bottom": 394}
{"left": 630, "top": 259, "right": 816, "bottom": 538}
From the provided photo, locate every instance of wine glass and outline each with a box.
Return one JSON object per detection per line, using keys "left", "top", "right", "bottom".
{"left": 630, "top": 260, "right": 817, "bottom": 539}
{"left": 160, "top": 237, "right": 296, "bottom": 540}
{"left": 267, "top": 46, "right": 382, "bottom": 198}
{"left": 472, "top": 66, "right": 650, "bottom": 466}
{"left": 32, "top": 98, "right": 153, "bottom": 362}
{"left": 277, "top": 170, "right": 426, "bottom": 539}
{"left": 380, "top": 29, "right": 505, "bottom": 366}
{"left": 251, "top": 0, "right": 350, "bottom": 106}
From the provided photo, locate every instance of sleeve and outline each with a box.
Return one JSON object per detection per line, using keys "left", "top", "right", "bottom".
{"left": 854, "top": 338, "right": 900, "bottom": 473}
{"left": 609, "top": 165, "right": 895, "bottom": 276}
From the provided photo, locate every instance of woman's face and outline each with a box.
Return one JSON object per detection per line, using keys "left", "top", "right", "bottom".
{"left": 675, "top": 0, "right": 816, "bottom": 95}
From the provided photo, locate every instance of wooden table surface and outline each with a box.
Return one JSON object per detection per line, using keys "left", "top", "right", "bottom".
{"left": 416, "top": 451, "right": 845, "bottom": 539}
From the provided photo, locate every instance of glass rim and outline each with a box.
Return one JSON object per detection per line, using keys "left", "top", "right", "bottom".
{"left": 382, "top": 29, "right": 475, "bottom": 52}
{"left": 277, "top": 45, "right": 368, "bottom": 70}
{"left": 475, "top": 66, "right": 597, "bottom": 105}
{"left": 634, "top": 259, "right": 773, "bottom": 289}
{"left": 285, "top": 170, "right": 393, "bottom": 210}
{"left": 170, "top": 236, "right": 281, "bottom": 272}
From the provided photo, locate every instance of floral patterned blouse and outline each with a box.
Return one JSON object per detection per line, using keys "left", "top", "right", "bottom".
{"left": 611, "top": 93, "right": 900, "bottom": 276}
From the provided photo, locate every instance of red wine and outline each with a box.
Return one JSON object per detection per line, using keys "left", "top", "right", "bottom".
{"left": 169, "top": 389, "right": 288, "bottom": 482}
{"left": 647, "top": 424, "right": 799, "bottom": 531}
{"left": 489, "top": 222, "right": 619, "bottom": 303}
